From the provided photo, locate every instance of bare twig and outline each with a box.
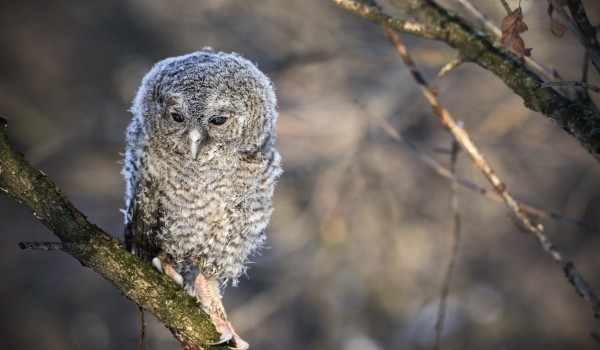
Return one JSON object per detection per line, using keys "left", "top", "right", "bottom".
{"left": 454, "top": 0, "right": 500, "bottom": 36}
{"left": 328, "top": 0, "right": 443, "bottom": 39}
{"left": 453, "top": 0, "right": 564, "bottom": 86}
{"left": 383, "top": 27, "right": 600, "bottom": 318}
{"left": 547, "top": 0, "right": 582, "bottom": 37}
{"left": 137, "top": 307, "right": 148, "bottom": 349}
{"left": 498, "top": 0, "right": 512, "bottom": 14}
{"left": 520, "top": 203, "right": 600, "bottom": 233}
{"left": 332, "top": 0, "right": 600, "bottom": 158}
{"left": 355, "top": 101, "right": 600, "bottom": 233}
{"left": 548, "top": 0, "right": 600, "bottom": 73}
{"left": 575, "top": 51, "right": 600, "bottom": 114}
{"left": 541, "top": 80, "right": 600, "bottom": 94}
{"left": 565, "top": 0, "right": 600, "bottom": 74}
{"left": 438, "top": 57, "right": 464, "bottom": 77}
{"left": 583, "top": 52, "right": 590, "bottom": 84}
{"left": 433, "top": 138, "right": 462, "bottom": 350}
{"left": 19, "top": 241, "right": 67, "bottom": 251}
{"left": 456, "top": 0, "right": 502, "bottom": 37}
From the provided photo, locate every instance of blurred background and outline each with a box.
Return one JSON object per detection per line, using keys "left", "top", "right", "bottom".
{"left": 1, "top": 0, "right": 599, "bottom": 349}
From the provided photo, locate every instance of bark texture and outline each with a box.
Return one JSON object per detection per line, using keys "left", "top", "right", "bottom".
{"left": 330, "top": 0, "right": 600, "bottom": 158}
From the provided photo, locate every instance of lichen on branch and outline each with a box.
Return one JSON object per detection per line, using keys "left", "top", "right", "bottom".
{"left": 330, "top": 0, "right": 600, "bottom": 159}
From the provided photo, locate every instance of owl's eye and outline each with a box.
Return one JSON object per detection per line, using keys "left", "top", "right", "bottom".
{"left": 171, "top": 112, "right": 184, "bottom": 123}
{"left": 157, "top": 96, "right": 164, "bottom": 105}
{"left": 208, "top": 116, "right": 228, "bottom": 126}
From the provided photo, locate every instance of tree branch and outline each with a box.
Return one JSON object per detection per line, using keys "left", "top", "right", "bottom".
{"left": 328, "top": 0, "right": 444, "bottom": 39}
{"left": 541, "top": 80, "right": 600, "bottom": 93}
{"left": 454, "top": 0, "right": 567, "bottom": 87}
{"left": 383, "top": 28, "right": 600, "bottom": 319}
{"left": 355, "top": 100, "right": 600, "bottom": 233}
{"left": 0, "top": 116, "right": 229, "bottom": 350}
{"left": 329, "top": 0, "right": 600, "bottom": 159}
{"left": 558, "top": 0, "right": 600, "bottom": 74}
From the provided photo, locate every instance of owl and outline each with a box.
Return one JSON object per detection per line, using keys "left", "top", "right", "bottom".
{"left": 122, "top": 49, "right": 281, "bottom": 349}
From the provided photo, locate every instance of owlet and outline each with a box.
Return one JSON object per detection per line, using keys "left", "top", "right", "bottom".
{"left": 122, "top": 49, "right": 281, "bottom": 349}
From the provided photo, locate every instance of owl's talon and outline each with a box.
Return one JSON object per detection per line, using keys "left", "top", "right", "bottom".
{"left": 228, "top": 335, "right": 249, "bottom": 350}
{"left": 152, "top": 257, "right": 184, "bottom": 286}
{"left": 208, "top": 329, "right": 248, "bottom": 350}
{"left": 194, "top": 273, "right": 249, "bottom": 349}
{"left": 209, "top": 330, "right": 233, "bottom": 346}
{"left": 151, "top": 257, "right": 163, "bottom": 272}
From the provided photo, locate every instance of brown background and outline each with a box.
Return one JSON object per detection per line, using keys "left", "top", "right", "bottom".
{"left": 1, "top": 1, "right": 599, "bottom": 349}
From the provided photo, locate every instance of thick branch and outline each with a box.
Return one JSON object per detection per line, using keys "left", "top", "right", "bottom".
{"left": 329, "top": 0, "right": 600, "bottom": 159}
{"left": 0, "top": 117, "right": 228, "bottom": 350}
{"left": 329, "top": 0, "right": 443, "bottom": 39}
{"left": 562, "top": 0, "right": 600, "bottom": 74}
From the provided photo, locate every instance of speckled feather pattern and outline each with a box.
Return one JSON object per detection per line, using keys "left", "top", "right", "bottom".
{"left": 122, "top": 49, "right": 281, "bottom": 288}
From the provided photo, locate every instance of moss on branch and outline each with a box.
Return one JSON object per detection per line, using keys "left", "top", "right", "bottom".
{"left": 0, "top": 116, "right": 229, "bottom": 350}
{"left": 331, "top": 0, "right": 600, "bottom": 158}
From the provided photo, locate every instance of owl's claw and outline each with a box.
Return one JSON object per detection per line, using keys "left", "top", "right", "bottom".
{"left": 208, "top": 330, "right": 234, "bottom": 347}
{"left": 228, "top": 336, "right": 250, "bottom": 350}
{"left": 152, "top": 259, "right": 248, "bottom": 348}
{"left": 207, "top": 318, "right": 249, "bottom": 350}
{"left": 152, "top": 257, "right": 184, "bottom": 286}
{"left": 194, "top": 273, "right": 249, "bottom": 350}
{"left": 151, "top": 257, "right": 163, "bottom": 272}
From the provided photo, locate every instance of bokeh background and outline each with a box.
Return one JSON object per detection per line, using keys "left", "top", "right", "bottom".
{"left": 1, "top": 1, "right": 599, "bottom": 349}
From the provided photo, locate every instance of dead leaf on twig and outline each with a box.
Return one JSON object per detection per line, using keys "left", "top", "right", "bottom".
{"left": 501, "top": 8, "right": 531, "bottom": 57}
{"left": 547, "top": 1, "right": 568, "bottom": 38}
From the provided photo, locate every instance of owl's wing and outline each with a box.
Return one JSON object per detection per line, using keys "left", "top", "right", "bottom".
{"left": 124, "top": 180, "right": 163, "bottom": 261}
{"left": 124, "top": 198, "right": 142, "bottom": 255}
{"left": 123, "top": 119, "right": 160, "bottom": 260}
{"left": 123, "top": 153, "right": 142, "bottom": 255}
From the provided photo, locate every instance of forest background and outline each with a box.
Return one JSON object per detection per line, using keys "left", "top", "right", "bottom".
{"left": 1, "top": 0, "right": 599, "bottom": 349}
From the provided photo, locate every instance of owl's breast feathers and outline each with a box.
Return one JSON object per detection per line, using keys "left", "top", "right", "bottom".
{"left": 125, "top": 146, "right": 281, "bottom": 283}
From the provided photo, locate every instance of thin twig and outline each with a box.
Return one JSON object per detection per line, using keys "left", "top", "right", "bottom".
{"left": 574, "top": 50, "right": 600, "bottom": 114}
{"left": 384, "top": 26, "right": 600, "bottom": 318}
{"left": 332, "top": 0, "right": 600, "bottom": 158}
{"left": 328, "top": 0, "right": 442, "bottom": 39}
{"left": 582, "top": 48, "right": 591, "bottom": 84}
{"left": 541, "top": 80, "right": 600, "bottom": 94}
{"left": 548, "top": 0, "right": 600, "bottom": 73}
{"left": 455, "top": 0, "right": 501, "bottom": 36}
{"left": 438, "top": 57, "right": 464, "bottom": 77}
{"left": 498, "top": 0, "right": 512, "bottom": 14}
{"left": 19, "top": 241, "right": 67, "bottom": 251}
{"left": 354, "top": 101, "right": 600, "bottom": 233}
{"left": 565, "top": 0, "right": 600, "bottom": 74}
{"left": 453, "top": 0, "right": 571, "bottom": 96}
{"left": 433, "top": 139, "right": 462, "bottom": 350}
{"left": 137, "top": 306, "right": 148, "bottom": 348}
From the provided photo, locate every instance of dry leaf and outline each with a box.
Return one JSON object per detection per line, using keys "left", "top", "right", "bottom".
{"left": 501, "top": 8, "right": 532, "bottom": 57}
{"left": 515, "top": 21, "right": 528, "bottom": 34}
{"left": 547, "top": 3, "right": 568, "bottom": 38}
{"left": 502, "top": 31, "right": 532, "bottom": 57}
{"left": 550, "top": 17, "right": 567, "bottom": 37}
{"left": 501, "top": 8, "right": 523, "bottom": 33}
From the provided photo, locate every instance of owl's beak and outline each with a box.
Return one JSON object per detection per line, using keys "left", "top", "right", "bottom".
{"left": 189, "top": 129, "right": 203, "bottom": 159}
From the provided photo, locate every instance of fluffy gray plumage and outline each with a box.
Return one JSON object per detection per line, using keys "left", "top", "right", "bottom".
{"left": 122, "top": 49, "right": 281, "bottom": 289}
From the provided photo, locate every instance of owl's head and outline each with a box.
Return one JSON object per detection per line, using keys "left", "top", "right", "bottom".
{"left": 131, "top": 49, "right": 277, "bottom": 158}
